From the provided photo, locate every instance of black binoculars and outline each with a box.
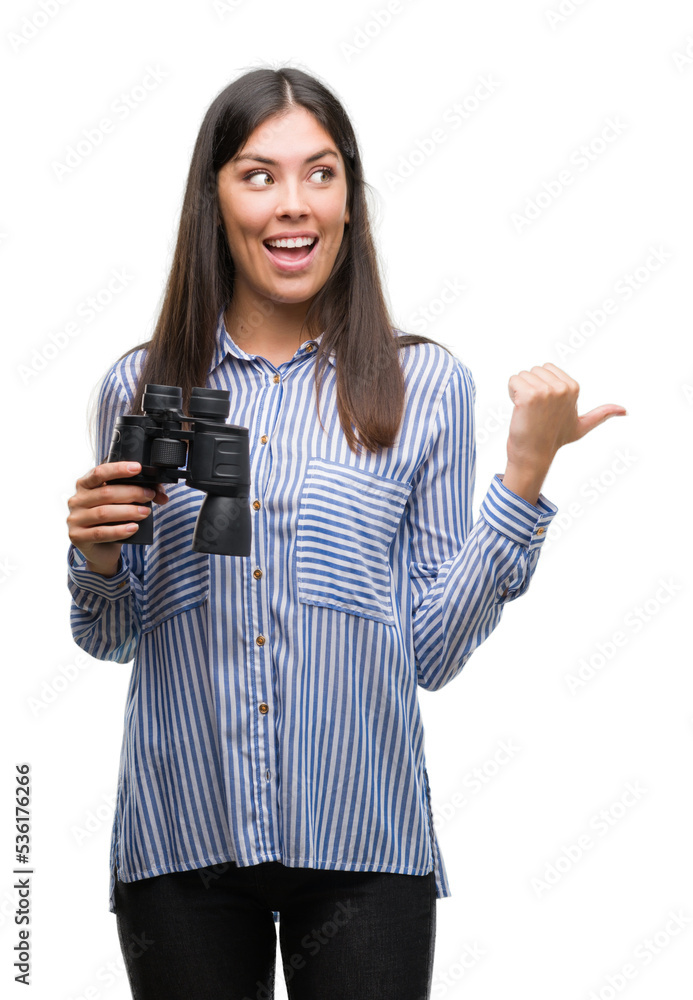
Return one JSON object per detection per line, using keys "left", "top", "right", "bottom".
{"left": 104, "top": 384, "right": 251, "bottom": 556}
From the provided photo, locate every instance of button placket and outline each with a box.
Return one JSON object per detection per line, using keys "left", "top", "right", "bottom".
{"left": 247, "top": 368, "right": 283, "bottom": 842}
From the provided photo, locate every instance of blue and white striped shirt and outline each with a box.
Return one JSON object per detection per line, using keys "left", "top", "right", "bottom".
{"left": 67, "top": 306, "right": 558, "bottom": 922}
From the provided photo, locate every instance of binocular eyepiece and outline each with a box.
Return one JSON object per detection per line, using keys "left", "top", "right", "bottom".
{"left": 104, "top": 384, "right": 251, "bottom": 556}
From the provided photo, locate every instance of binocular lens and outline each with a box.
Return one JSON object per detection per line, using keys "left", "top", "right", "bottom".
{"left": 142, "top": 385, "right": 183, "bottom": 414}
{"left": 189, "top": 387, "right": 231, "bottom": 420}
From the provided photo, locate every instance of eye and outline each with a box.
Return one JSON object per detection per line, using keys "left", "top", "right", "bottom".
{"left": 310, "top": 167, "right": 335, "bottom": 183}
{"left": 243, "top": 166, "right": 335, "bottom": 186}
{"left": 245, "top": 170, "right": 273, "bottom": 187}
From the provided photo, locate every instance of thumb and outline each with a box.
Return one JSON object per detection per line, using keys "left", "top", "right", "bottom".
{"left": 575, "top": 404, "right": 627, "bottom": 440}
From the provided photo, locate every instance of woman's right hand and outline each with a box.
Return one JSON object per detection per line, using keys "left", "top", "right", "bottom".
{"left": 66, "top": 461, "right": 169, "bottom": 577}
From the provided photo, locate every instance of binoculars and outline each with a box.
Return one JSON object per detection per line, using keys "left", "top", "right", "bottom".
{"left": 104, "top": 384, "right": 251, "bottom": 556}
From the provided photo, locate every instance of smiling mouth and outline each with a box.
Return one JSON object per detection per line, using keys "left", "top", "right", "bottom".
{"left": 263, "top": 238, "right": 318, "bottom": 262}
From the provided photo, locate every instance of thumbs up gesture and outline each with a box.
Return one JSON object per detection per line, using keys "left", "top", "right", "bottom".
{"left": 501, "top": 362, "right": 627, "bottom": 506}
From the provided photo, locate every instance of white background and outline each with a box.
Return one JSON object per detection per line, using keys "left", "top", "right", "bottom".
{"left": 3, "top": 0, "right": 692, "bottom": 997}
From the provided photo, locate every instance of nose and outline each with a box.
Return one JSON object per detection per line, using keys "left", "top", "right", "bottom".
{"left": 274, "top": 177, "right": 310, "bottom": 218}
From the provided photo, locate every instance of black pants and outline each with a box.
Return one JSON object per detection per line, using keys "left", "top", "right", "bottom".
{"left": 115, "top": 859, "right": 436, "bottom": 1000}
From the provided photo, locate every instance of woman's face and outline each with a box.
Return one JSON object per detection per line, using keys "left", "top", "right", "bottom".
{"left": 217, "top": 106, "right": 350, "bottom": 309}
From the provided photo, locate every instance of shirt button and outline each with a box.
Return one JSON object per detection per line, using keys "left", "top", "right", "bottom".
{"left": 501, "top": 588, "right": 509, "bottom": 598}
{"left": 256, "top": 635, "right": 265, "bottom": 646}
{"left": 260, "top": 435, "right": 268, "bottom": 444}
{"left": 259, "top": 702, "right": 269, "bottom": 714}
{"left": 253, "top": 568, "right": 262, "bottom": 579}
{"left": 273, "top": 374, "right": 280, "bottom": 384}
{"left": 305, "top": 343, "right": 314, "bottom": 352}
{"left": 536, "top": 527, "right": 545, "bottom": 535}
{"left": 252, "top": 500, "right": 261, "bottom": 510}
{"left": 116, "top": 582, "right": 126, "bottom": 589}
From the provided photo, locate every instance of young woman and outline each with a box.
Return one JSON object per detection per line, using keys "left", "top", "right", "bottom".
{"left": 65, "top": 66, "right": 626, "bottom": 1000}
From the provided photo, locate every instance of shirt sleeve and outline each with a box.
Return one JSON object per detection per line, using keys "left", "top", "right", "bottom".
{"left": 67, "top": 367, "right": 142, "bottom": 664}
{"left": 406, "top": 359, "right": 558, "bottom": 691}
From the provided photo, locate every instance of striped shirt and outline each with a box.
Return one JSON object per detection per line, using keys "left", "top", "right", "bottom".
{"left": 67, "top": 306, "right": 558, "bottom": 922}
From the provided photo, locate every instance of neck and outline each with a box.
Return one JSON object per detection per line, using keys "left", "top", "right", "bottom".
{"left": 224, "top": 287, "right": 315, "bottom": 355}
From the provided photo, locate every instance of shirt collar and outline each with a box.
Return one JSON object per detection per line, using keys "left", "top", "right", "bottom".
{"left": 208, "top": 305, "right": 336, "bottom": 376}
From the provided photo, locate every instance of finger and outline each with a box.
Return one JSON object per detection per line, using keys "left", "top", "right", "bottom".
{"left": 508, "top": 371, "right": 549, "bottom": 400}
{"left": 76, "top": 481, "right": 156, "bottom": 510}
{"left": 70, "top": 521, "right": 141, "bottom": 548}
{"left": 509, "top": 366, "right": 575, "bottom": 401}
{"left": 540, "top": 362, "right": 579, "bottom": 392}
{"left": 528, "top": 364, "right": 573, "bottom": 390}
{"left": 78, "top": 461, "right": 142, "bottom": 491}
{"left": 70, "top": 502, "right": 152, "bottom": 528}
{"left": 575, "top": 404, "right": 628, "bottom": 439}
{"left": 517, "top": 370, "right": 552, "bottom": 388}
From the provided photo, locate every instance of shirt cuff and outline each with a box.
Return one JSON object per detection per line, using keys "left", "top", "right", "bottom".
{"left": 479, "top": 473, "right": 558, "bottom": 550}
{"left": 67, "top": 545, "right": 131, "bottom": 598}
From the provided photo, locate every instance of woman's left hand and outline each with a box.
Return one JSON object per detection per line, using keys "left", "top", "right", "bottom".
{"left": 505, "top": 362, "right": 627, "bottom": 473}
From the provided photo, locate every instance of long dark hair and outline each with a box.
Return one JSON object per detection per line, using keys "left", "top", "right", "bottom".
{"left": 106, "top": 65, "right": 453, "bottom": 456}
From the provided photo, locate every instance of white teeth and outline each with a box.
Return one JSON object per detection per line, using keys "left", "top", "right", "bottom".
{"left": 265, "top": 236, "right": 316, "bottom": 248}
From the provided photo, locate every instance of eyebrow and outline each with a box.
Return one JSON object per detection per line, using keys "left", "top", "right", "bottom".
{"left": 233, "top": 148, "right": 340, "bottom": 166}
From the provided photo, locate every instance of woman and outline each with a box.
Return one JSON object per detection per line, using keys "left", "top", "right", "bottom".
{"left": 66, "top": 66, "right": 626, "bottom": 999}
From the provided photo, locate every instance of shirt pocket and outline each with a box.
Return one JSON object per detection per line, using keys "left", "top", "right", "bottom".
{"left": 141, "top": 484, "right": 210, "bottom": 633}
{"left": 296, "top": 458, "right": 413, "bottom": 625}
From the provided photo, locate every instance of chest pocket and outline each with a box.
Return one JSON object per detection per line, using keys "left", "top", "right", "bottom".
{"left": 296, "top": 458, "right": 413, "bottom": 625}
{"left": 141, "top": 484, "right": 210, "bottom": 633}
